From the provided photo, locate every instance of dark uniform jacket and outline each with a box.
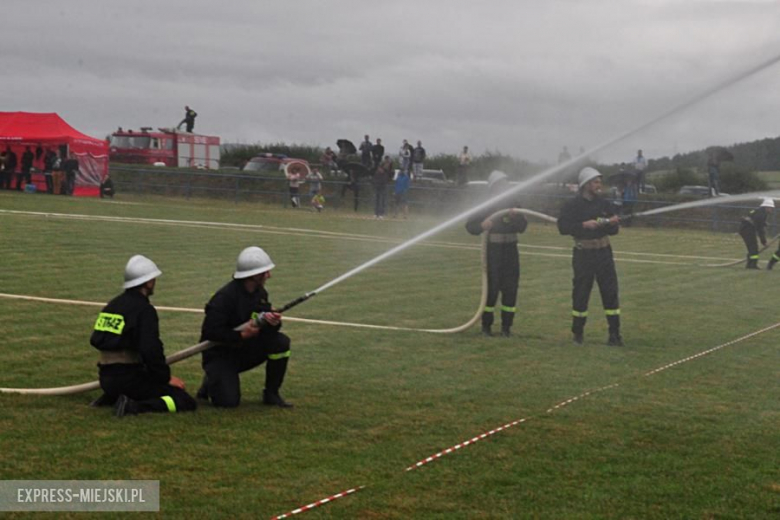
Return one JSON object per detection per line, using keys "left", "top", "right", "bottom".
{"left": 466, "top": 198, "right": 528, "bottom": 238}
{"left": 557, "top": 194, "right": 620, "bottom": 240}
{"left": 90, "top": 290, "right": 170, "bottom": 385}
{"left": 742, "top": 207, "right": 769, "bottom": 244}
{"left": 200, "top": 279, "right": 280, "bottom": 362}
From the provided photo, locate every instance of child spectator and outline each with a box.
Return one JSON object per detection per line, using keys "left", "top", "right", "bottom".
{"left": 311, "top": 193, "right": 325, "bottom": 212}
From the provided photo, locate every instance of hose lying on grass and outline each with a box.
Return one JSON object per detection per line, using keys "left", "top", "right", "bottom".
{"left": 0, "top": 209, "right": 557, "bottom": 396}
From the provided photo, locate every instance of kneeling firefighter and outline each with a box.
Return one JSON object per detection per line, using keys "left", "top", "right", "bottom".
{"left": 90, "top": 255, "right": 197, "bottom": 417}
{"left": 739, "top": 197, "right": 774, "bottom": 269}
{"left": 197, "top": 246, "right": 293, "bottom": 408}
{"left": 466, "top": 171, "right": 528, "bottom": 337}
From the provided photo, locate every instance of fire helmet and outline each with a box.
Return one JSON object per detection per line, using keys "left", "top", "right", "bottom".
{"left": 234, "top": 246, "right": 275, "bottom": 279}
{"left": 578, "top": 167, "right": 602, "bottom": 189}
{"left": 760, "top": 197, "right": 775, "bottom": 208}
{"left": 123, "top": 255, "right": 162, "bottom": 289}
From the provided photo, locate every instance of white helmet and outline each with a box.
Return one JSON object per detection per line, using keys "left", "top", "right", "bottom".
{"left": 578, "top": 167, "right": 602, "bottom": 189}
{"left": 123, "top": 255, "right": 162, "bottom": 289}
{"left": 487, "top": 170, "right": 508, "bottom": 191}
{"left": 760, "top": 197, "right": 775, "bottom": 208}
{"left": 234, "top": 246, "right": 275, "bottom": 279}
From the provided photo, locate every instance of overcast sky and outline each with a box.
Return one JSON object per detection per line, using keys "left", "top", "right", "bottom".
{"left": 4, "top": 0, "right": 780, "bottom": 164}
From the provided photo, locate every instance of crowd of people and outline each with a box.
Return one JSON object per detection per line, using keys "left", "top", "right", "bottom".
{"left": 0, "top": 145, "right": 81, "bottom": 195}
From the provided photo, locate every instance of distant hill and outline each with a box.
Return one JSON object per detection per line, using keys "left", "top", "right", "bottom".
{"left": 644, "top": 135, "right": 780, "bottom": 172}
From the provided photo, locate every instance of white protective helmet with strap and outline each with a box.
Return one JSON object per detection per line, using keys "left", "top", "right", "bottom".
{"left": 234, "top": 246, "right": 275, "bottom": 279}
{"left": 578, "top": 167, "right": 602, "bottom": 189}
{"left": 123, "top": 255, "right": 162, "bottom": 289}
{"left": 760, "top": 197, "right": 775, "bottom": 208}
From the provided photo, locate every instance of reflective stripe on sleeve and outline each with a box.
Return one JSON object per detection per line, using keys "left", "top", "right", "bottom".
{"left": 268, "top": 351, "right": 291, "bottom": 361}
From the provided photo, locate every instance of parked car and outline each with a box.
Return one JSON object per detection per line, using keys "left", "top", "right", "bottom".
{"left": 243, "top": 153, "right": 311, "bottom": 174}
{"left": 678, "top": 185, "right": 729, "bottom": 197}
{"left": 413, "top": 169, "right": 454, "bottom": 186}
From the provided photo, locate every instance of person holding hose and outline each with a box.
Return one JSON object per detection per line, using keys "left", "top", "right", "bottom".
{"left": 739, "top": 197, "right": 774, "bottom": 269}
{"left": 557, "top": 167, "right": 624, "bottom": 347}
{"left": 90, "top": 255, "right": 197, "bottom": 417}
{"left": 197, "top": 246, "right": 293, "bottom": 408}
{"left": 466, "top": 171, "right": 528, "bottom": 337}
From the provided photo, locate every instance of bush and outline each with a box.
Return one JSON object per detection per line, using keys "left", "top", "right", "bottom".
{"left": 718, "top": 164, "right": 767, "bottom": 194}
{"left": 653, "top": 168, "right": 703, "bottom": 193}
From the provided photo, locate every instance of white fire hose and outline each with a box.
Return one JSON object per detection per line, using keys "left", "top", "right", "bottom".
{"left": 0, "top": 209, "right": 553, "bottom": 396}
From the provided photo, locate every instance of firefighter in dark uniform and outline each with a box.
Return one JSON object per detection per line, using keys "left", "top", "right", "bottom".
{"left": 178, "top": 105, "right": 198, "bottom": 133}
{"left": 90, "top": 255, "right": 197, "bottom": 417}
{"left": 197, "top": 246, "right": 293, "bottom": 408}
{"left": 466, "top": 171, "right": 528, "bottom": 337}
{"left": 739, "top": 198, "right": 774, "bottom": 269}
{"left": 558, "top": 167, "right": 624, "bottom": 346}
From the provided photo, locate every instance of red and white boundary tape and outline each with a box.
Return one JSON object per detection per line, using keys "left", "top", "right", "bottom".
{"left": 271, "top": 321, "right": 780, "bottom": 518}
{"left": 270, "top": 486, "right": 365, "bottom": 520}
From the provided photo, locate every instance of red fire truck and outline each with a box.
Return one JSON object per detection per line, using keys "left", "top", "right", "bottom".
{"left": 109, "top": 127, "right": 220, "bottom": 169}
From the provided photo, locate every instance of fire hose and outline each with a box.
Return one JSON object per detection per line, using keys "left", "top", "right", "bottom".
{"left": 0, "top": 209, "right": 556, "bottom": 397}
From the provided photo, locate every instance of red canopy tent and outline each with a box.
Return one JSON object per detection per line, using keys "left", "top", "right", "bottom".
{"left": 0, "top": 112, "right": 108, "bottom": 196}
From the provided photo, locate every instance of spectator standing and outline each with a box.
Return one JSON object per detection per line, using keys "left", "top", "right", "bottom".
{"left": 707, "top": 151, "right": 721, "bottom": 197}
{"left": 18, "top": 146, "right": 34, "bottom": 191}
{"left": 320, "top": 147, "right": 338, "bottom": 174}
{"left": 633, "top": 149, "right": 647, "bottom": 193}
{"left": 373, "top": 156, "right": 393, "bottom": 219}
{"left": 51, "top": 151, "right": 64, "bottom": 195}
{"left": 457, "top": 145, "right": 472, "bottom": 186}
{"left": 3, "top": 146, "right": 17, "bottom": 190}
{"left": 399, "top": 139, "right": 411, "bottom": 173}
{"left": 371, "top": 138, "right": 385, "bottom": 171}
{"left": 63, "top": 154, "right": 80, "bottom": 195}
{"left": 359, "top": 135, "right": 373, "bottom": 169}
{"left": 286, "top": 168, "right": 304, "bottom": 208}
{"left": 392, "top": 168, "right": 411, "bottom": 219}
{"left": 306, "top": 167, "right": 323, "bottom": 200}
{"left": 412, "top": 141, "right": 426, "bottom": 179}
{"left": 43, "top": 148, "right": 56, "bottom": 194}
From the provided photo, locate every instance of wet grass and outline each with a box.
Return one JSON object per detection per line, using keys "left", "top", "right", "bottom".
{"left": 0, "top": 190, "right": 778, "bottom": 519}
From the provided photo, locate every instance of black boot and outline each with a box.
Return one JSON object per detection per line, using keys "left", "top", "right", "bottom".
{"left": 114, "top": 395, "right": 139, "bottom": 418}
{"left": 572, "top": 333, "right": 584, "bottom": 345}
{"left": 263, "top": 390, "right": 293, "bottom": 408}
{"left": 607, "top": 333, "right": 625, "bottom": 347}
{"left": 500, "top": 326, "right": 511, "bottom": 338}
{"left": 746, "top": 258, "right": 759, "bottom": 269}
{"left": 768, "top": 258, "right": 777, "bottom": 270}
{"left": 481, "top": 311, "right": 494, "bottom": 337}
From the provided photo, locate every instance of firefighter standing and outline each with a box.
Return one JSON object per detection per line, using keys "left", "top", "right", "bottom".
{"left": 466, "top": 171, "right": 528, "bottom": 337}
{"left": 90, "top": 255, "right": 197, "bottom": 417}
{"left": 740, "top": 198, "right": 774, "bottom": 269}
{"left": 557, "top": 167, "right": 624, "bottom": 346}
{"left": 197, "top": 246, "right": 293, "bottom": 408}
{"left": 178, "top": 105, "right": 197, "bottom": 133}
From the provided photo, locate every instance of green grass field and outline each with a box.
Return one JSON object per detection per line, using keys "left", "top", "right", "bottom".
{"left": 0, "top": 191, "right": 778, "bottom": 519}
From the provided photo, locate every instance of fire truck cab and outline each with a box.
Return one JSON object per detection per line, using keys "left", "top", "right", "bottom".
{"left": 109, "top": 127, "right": 220, "bottom": 169}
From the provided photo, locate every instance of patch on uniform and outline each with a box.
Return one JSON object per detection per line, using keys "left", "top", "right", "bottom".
{"left": 94, "top": 312, "right": 125, "bottom": 334}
